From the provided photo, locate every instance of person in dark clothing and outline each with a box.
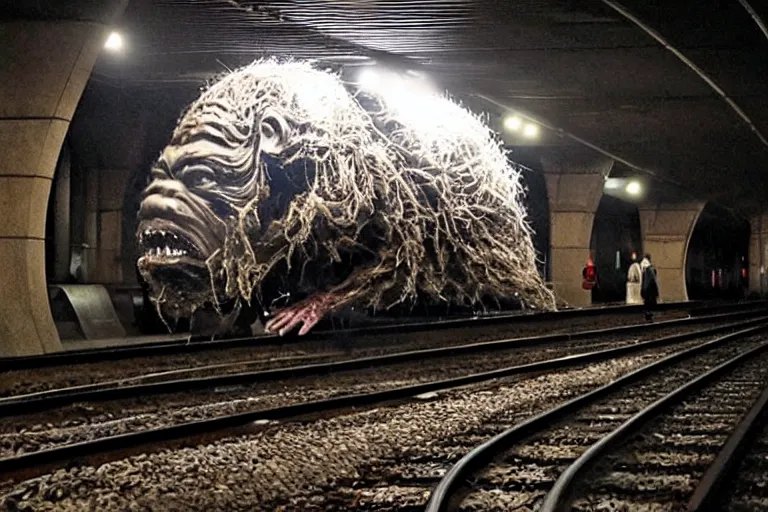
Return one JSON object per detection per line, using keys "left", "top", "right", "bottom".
{"left": 640, "top": 253, "right": 659, "bottom": 320}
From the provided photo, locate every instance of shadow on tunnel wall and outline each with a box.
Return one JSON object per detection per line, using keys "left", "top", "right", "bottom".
{"left": 519, "top": 164, "right": 550, "bottom": 283}
{"left": 589, "top": 195, "right": 642, "bottom": 304}
{"left": 685, "top": 203, "right": 749, "bottom": 300}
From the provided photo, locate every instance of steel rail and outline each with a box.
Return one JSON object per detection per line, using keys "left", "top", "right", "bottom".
{"left": 540, "top": 339, "right": 768, "bottom": 511}
{"left": 686, "top": 381, "right": 768, "bottom": 511}
{"left": 1, "top": 312, "right": 765, "bottom": 417}
{"left": 1, "top": 300, "right": 726, "bottom": 372}
{"left": 3, "top": 322, "right": 767, "bottom": 483}
{"left": 424, "top": 323, "right": 768, "bottom": 512}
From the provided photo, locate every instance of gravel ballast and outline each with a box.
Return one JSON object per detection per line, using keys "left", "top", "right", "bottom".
{"left": 0, "top": 342, "right": 718, "bottom": 511}
{"left": 570, "top": 349, "right": 768, "bottom": 511}
{"left": 0, "top": 325, "right": 738, "bottom": 459}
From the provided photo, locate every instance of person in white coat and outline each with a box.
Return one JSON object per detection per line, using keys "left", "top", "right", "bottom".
{"left": 626, "top": 252, "right": 643, "bottom": 304}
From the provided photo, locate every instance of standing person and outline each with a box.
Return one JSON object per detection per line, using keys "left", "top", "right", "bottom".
{"left": 626, "top": 252, "right": 643, "bottom": 304}
{"left": 641, "top": 253, "right": 659, "bottom": 320}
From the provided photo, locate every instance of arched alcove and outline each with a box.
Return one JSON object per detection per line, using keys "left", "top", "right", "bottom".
{"left": 686, "top": 203, "right": 749, "bottom": 299}
{"left": 589, "top": 195, "right": 643, "bottom": 303}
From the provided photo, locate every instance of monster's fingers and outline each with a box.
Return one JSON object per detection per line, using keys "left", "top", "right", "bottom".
{"left": 297, "top": 311, "right": 323, "bottom": 336}
{"left": 264, "top": 311, "right": 293, "bottom": 333}
{"left": 277, "top": 309, "right": 307, "bottom": 336}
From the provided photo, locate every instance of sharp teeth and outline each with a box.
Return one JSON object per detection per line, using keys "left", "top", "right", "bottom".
{"left": 164, "top": 246, "right": 171, "bottom": 256}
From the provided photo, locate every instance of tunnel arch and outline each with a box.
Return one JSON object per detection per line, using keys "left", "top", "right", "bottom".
{"left": 589, "top": 194, "right": 643, "bottom": 303}
{"left": 685, "top": 202, "right": 749, "bottom": 300}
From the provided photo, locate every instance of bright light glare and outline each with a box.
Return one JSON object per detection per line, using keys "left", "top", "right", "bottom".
{"left": 603, "top": 178, "right": 621, "bottom": 190}
{"left": 357, "top": 68, "right": 380, "bottom": 91}
{"left": 626, "top": 181, "right": 642, "bottom": 195}
{"left": 523, "top": 123, "right": 539, "bottom": 138}
{"left": 104, "top": 31, "right": 123, "bottom": 51}
{"left": 504, "top": 116, "right": 522, "bottom": 132}
{"left": 356, "top": 67, "right": 440, "bottom": 119}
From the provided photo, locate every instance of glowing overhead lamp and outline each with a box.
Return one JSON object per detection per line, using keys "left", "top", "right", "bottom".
{"left": 523, "top": 123, "right": 539, "bottom": 138}
{"left": 104, "top": 31, "right": 123, "bottom": 51}
{"left": 625, "top": 180, "right": 642, "bottom": 195}
{"left": 504, "top": 116, "right": 522, "bottom": 132}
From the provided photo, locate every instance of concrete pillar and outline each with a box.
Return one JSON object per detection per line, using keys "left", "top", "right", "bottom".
{"left": 542, "top": 152, "right": 613, "bottom": 307}
{"left": 639, "top": 202, "right": 705, "bottom": 302}
{"left": 0, "top": 10, "right": 125, "bottom": 356}
{"left": 749, "top": 213, "right": 768, "bottom": 296}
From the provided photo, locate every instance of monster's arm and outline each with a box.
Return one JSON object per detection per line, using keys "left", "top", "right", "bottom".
{"left": 263, "top": 255, "right": 398, "bottom": 336}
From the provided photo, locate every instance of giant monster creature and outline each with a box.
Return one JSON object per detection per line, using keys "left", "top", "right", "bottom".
{"left": 137, "top": 59, "right": 556, "bottom": 336}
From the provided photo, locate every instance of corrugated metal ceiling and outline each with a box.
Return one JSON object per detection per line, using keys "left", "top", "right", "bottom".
{"left": 83, "top": 0, "right": 768, "bottom": 209}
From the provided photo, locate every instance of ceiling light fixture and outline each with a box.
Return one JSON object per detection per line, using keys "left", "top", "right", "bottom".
{"left": 625, "top": 181, "right": 642, "bottom": 195}
{"left": 504, "top": 116, "right": 522, "bottom": 132}
{"left": 104, "top": 31, "right": 123, "bottom": 51}
{"left": 523, "top": 123, "right": 539, "bottom": 138}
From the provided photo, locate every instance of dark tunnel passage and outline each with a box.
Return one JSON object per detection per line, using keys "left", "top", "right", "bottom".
{"left": 686, "top": 203, "right": 749, "bottom": 300}
{"left": 589, "top": 195, "right": 643, "bottom": 304}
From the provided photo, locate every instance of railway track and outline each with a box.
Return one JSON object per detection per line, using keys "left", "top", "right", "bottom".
{"left": 1, "top": 299, "right": 753, "bottom": 378}
{"left": 686, "top": 364, "right": 768, "bottom": 511}
{"left": 1, "top": 316, "right": 767, "bottom": 509}
{"left": 3, "top": 319, "right": 757, "bottom": 463}
{"left": 3, "top": 304, "right": 764, "bottom": 402}
{"left": 426, "top": 326, "right": 768, "bottom": 511}
{"left": 3, "top": 309, "right": 763, "bottom": 416}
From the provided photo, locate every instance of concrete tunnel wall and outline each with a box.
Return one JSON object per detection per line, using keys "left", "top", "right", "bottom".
{"left": 0, "top": 3, "right": 128, "bottom": 357}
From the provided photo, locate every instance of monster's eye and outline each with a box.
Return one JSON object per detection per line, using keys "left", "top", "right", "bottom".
{"left": 259, "top": 111, "right": 290, "bottom": 155}
{"left": 178, "top": 165, "right": 217, "bottom": 190}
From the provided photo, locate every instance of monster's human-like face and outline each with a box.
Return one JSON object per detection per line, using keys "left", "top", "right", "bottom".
{"left": 136, "top": 86, "right": 295, "bottom": 319}
{"left": 136, "top": 150, "right": 229, "bottom": 315}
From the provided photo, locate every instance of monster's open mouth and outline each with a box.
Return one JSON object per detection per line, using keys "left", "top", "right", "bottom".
{"left": 139, "top": 225, "right": 205, "bottom": 262}
{"left": 137, "top": 218, "right": 214, "bottom": 288}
